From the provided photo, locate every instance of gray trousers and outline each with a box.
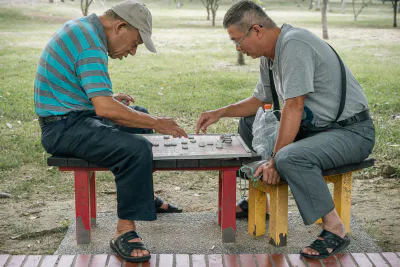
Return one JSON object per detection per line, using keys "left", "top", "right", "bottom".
{"left": 238, "top": 116, "right": 375, "bottom": 225}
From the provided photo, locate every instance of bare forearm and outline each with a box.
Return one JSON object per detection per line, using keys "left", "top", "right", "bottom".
{"left": 94, "top": 98, "right": 158, "bottom": 129}
{"left": 273, "top": 97, "right": 304, "bottom": 154}
{"left": 219, "top": 96, "right": 265, "bottom": 118}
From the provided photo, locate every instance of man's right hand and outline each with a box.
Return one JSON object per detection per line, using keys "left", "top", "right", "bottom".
{"left": 154, "top": 117, "right": 188, "bottom": 138}
{"left": 195, "top": 109, "right": 223, "bottom": 134}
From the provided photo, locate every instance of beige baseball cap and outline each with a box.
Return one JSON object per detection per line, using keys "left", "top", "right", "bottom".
{"left": 111, "top": 0, "right": 157, "bottom": 53}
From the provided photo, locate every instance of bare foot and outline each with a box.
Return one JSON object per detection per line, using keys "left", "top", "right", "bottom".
{"left": 114, "top": 219, "right": 149, "bottom": 258}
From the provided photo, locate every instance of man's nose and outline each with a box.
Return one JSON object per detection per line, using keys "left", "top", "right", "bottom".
{"left": 130, "top": 47, "right": 137, "bottom": 56}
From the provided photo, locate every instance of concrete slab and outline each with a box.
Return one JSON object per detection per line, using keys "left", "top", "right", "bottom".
{"left": 55, "top": 211, "right": 381, "bottom": 255}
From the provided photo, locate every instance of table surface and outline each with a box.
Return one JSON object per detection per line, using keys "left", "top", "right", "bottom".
{"left": 141, "top": 134, "right": 253, "bottom": 160}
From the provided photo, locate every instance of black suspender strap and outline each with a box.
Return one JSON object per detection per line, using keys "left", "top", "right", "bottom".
{"left": 268, "top": 60, "right": 280, "bottom": 111}
{"left": 326, "top": 43, "right": 347, "bottom": 123}
{"left": 268, "top": 43, "right": 347, "bottom": 128}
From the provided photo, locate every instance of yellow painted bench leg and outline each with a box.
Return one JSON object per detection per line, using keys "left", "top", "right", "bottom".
{"left": 248, "top": 181, "right": 267, "bottom": 237}
{"left": 333, "top": 172, "right": 353, "bottom": 233}
{"left": 268, "top": 183, "right": 288, "bottom": 247}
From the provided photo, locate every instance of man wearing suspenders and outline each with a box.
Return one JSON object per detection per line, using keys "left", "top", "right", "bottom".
{"left": 196, "top": 0, "right": 375, "bottom": 259}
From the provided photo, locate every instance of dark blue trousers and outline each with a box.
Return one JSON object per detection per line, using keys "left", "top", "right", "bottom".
{"left": 40, "top": 106, "right": 156, "bottom": 221}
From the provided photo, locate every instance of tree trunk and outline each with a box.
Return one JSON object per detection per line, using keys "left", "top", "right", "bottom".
{"left": 309, "top": 0, "right": 313, "bottom": 9}
{"left": 342, "top": 0, "right": 346, "bottom": 13}
{"left": 49, "top": 0, "right": 53, "bottom": 3}
{"left": 316, "top": 0, "right": 321, "bottom": 10}
{"left": 207, "top": 7, "right": 210, "bottom": 20}
{"left": 176, "top": 0, "right": 182, "bottom": 8}
{"left": 212, "top": 10, "right": 216, "bottom": 26}
{"left": 81, "top": 0, "right": 90, "bottom": 16}
{"left": 394, "top": 0, "right": 398, "bottom": 27}
{"left": 237, "top": 52, "right": 245, "bottom": 65}
{"left": 297, "top": 0, "right": 301, "bottom": 7}
{"left": 322, "top": 0, "right": 329, "bottom": 39}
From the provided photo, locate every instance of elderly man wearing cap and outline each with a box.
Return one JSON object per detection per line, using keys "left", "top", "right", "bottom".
{"left": 34, "top": 0, "right": 186, "bottom": 262}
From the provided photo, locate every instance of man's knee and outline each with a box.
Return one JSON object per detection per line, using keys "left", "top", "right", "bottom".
{"left": 116, "top": 134, "right": 152, "bottom": 159}
{"left": 238, "top": 116, "right": 255, "bottom": 150}
{"left": 274, "top": 146, "right": 310, "bottom": 179}
{"left": 238, "top": 116, "right": 254, "bottom": 133}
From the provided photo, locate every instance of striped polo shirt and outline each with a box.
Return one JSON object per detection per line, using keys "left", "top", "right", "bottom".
{"left": 34, "top": 14, "right": 113, "bottom": 117}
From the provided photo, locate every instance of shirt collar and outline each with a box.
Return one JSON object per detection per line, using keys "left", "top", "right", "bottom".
{"left": 271, "top": 23, "right": 292, "bottom": 70}
{"left": 86, "top": 13, "right": 108, "bottom": 51}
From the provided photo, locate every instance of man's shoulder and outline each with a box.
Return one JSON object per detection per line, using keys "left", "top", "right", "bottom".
{"left": 281, "top": 26, "right": 315, "bottom": 45}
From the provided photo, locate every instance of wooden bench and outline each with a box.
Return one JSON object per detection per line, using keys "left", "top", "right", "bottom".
{"left": 47, "top": 155, "right": 259, "bottom": 245}
{"left": 247, "top": 158, "right": 374, "bottom": 247}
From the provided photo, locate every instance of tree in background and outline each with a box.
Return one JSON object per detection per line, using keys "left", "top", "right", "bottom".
{"left": 81, "top": 0, "right": 94, "bottom": 16}
{"left": 352, "top": 0, "right": 368, "bottom": 21}
{"left": 321, "top": 0, "right": 329, "bottom": 39}
{"left": 391, "top": 0, "right": 398, "bottom": 27}
{"left": 341, "top": 0, "right": 346, "bottom": 13}
{"left": 200, "top": 0, "right": 211, "bottom": 20}
{"left": 200, "top": 0, "right": 220, "bottom": 26}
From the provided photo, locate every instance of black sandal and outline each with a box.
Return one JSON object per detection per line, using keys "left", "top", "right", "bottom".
{"left": 155, "top": 196, "right": 183, "bottom": 213}
{"left": 236, "top": 199, "right": 269, "bottom": 220}
{"left": 110, "top": 230, "right": 151, "bottom": 263}
{"left": 300, "top": 229, "right": 350, "bottom": 259}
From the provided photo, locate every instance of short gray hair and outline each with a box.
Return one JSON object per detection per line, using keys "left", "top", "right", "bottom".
{"left": 223, "top": 0, "right": 277, "bottom": 32}
{"left": 103, "top": 9, "right": 135, "bottom": 30}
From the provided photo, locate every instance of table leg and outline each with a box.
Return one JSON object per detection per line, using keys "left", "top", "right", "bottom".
{"left": 74, "top": 170, "right": 91, "bottom": 244}
{"left": 90, "top": 172, "right": 96, "bottom": 226}
{"left": 218, "top": 171, "right": 222, "bottom": 226}
{"left": 221, "top": 170, "right": 236, "bottom": 243}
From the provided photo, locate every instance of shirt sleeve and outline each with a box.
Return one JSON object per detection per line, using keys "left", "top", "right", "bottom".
{"left": 75, "top": 47, "right": 113, "bottom": 99}
{"left": 252, "top": 57, "right": 273, "bottom": 103}
{"left": 280, "top": 39, "right": 315, "bottom": 100}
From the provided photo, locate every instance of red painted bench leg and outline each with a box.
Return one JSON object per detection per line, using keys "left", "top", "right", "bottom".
{"left": 90, "top": 172, "right": 97, "bottom": 226}
{"left": 74, "top": 170, "right": 91, "bottom": 244}
{"left": 221, "top": 170, "right": 236, "bottom": 243}
{"left": 218, "top": 171, "right": 222, "bottom": 226}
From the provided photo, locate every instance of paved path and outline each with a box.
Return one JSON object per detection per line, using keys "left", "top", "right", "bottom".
{"left": 56, "top": 212, "right": 380, "bottom": 255}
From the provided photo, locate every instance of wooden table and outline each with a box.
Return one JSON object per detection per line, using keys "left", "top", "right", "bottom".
{"left": 47, "top": 134, "right": 257, "bottom": 244}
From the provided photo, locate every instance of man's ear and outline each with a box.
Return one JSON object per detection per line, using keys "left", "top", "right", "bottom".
{"left": 254, "top": 25, "right": 263, "bottom": 38}
{"left": 115, "top": 21, "right": 129, "bottom": 34}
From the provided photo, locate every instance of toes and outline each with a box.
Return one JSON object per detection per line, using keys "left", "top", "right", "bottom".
{"left": 131, "top": 249, "right": 148, "bottom": 258}
{"left": 302, "top": 248, "right": 319, "bottom": 256}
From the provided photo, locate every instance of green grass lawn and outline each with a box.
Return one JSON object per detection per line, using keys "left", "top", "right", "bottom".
{"left": 0, "top": 0, "right": 398, "bottom": 214}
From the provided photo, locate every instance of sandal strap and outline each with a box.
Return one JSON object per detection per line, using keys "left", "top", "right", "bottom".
{"left": 115, "top": 230, "right": 150, "bottom": 256}
{"left": 154, "top": 196, "right": 164, "bottom": 208}
{"left": 306, "top": 230, "right": 346, "bottom": 256}
{"left": 238, "top": 199, "right": 248, "bottom": 212}
{"left": 318, "top": 229, "right": 346, "bottom": 248}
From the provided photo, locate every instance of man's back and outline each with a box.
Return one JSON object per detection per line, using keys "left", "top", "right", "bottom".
{"left": 34, "top": 14, "right": 112, "bottom": 117}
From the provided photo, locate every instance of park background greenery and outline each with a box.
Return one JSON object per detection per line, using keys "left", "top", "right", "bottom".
{"left": 0, "top": 0, "right": 399, "bottom": 253}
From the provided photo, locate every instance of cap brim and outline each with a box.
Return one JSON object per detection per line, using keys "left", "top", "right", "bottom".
{"left": 139, "top": 30, "right": 157, "bottom": 53}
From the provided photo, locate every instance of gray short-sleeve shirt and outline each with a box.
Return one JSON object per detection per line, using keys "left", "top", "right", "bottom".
{"left": 253, "top": 24, "right": 368, "bottom": 127}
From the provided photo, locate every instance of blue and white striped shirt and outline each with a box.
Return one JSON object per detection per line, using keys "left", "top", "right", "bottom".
{"left": 34, "top": 14, "right": 113, "bottom": 117}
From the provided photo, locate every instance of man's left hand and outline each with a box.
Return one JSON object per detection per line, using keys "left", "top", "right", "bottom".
{"left": 113, "top": 92, "right": 135, "bottom": 106}
{"left": 254, "top": 159, "right": 281, "bottom": 185}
